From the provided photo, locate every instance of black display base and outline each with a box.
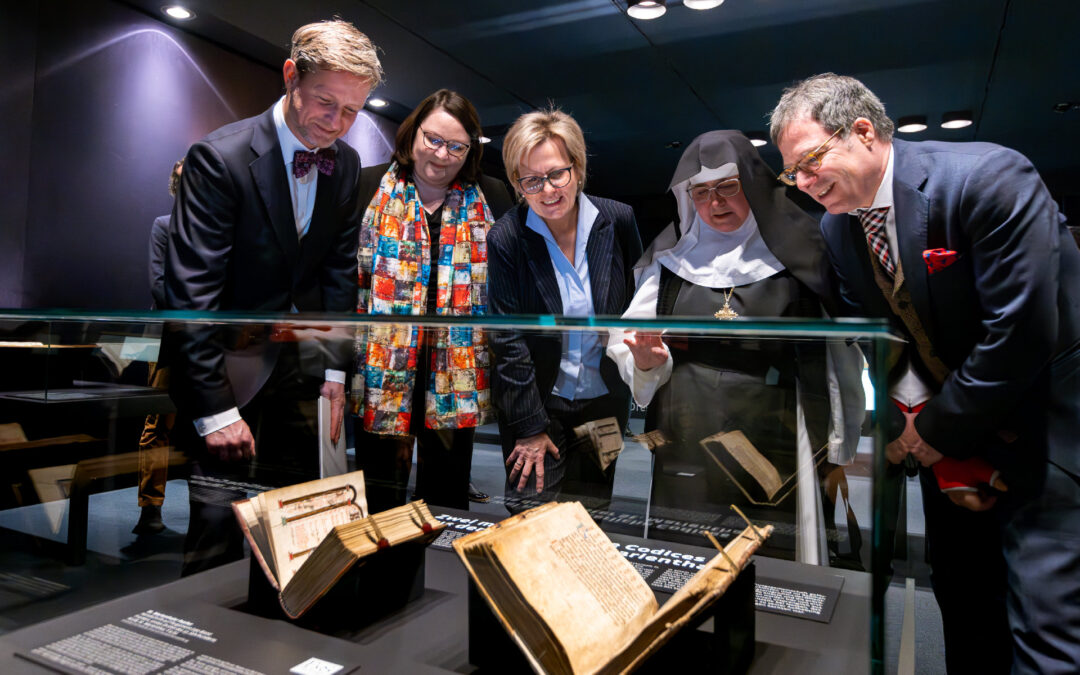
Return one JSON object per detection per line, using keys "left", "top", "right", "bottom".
{"left": 468, "top": 561, "right": 756, "bottom": 674}
{"left": 243, "top": 544, "right": 426, "bottom": 631}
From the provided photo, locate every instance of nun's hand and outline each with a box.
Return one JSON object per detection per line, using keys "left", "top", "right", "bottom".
{"left": 624, "top": 331, "right": 669, "bottom": 371}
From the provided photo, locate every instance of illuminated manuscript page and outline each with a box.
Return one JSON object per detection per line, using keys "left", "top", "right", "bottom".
{"left": 259, "top": 472, "right": 367, "bottom": 588}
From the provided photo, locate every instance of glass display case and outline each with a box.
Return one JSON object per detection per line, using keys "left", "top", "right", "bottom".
{"left": 0, "top": 310, "right": 903, "bottom": 674}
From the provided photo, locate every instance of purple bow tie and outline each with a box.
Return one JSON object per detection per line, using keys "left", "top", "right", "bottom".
{"left": 293, "top": 148, "right": 335, "bottom": 179}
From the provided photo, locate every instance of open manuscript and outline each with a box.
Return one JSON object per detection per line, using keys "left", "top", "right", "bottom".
{"left": 454, "top": 501, "right": 772, "bottom": 675}
{"left": 232, "top": 470, "right": 444, "bottom": 618}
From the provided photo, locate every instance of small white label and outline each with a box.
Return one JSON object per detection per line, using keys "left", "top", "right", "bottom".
{"left": 290, "top": 657, "right": 344, "bottom": 675}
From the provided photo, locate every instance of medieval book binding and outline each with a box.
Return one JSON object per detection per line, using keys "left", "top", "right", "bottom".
{"left": 232, "top": 470, "right": 444, "bottom": 618}
{"left": 453, "top": 501, "right": 771, "bottom": 675}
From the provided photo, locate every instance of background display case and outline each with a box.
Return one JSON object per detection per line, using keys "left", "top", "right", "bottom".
{"left": 0, "top": 310, "right": 906, "bottom": 674}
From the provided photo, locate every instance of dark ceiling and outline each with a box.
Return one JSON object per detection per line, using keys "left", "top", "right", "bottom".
{"left": 126, "top": 0, "right": 1080, "bottom": 205}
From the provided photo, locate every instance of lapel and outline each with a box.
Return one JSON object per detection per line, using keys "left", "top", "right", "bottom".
{"left": 891, "top": 140, "right": 934, "bottom": 338}
{"left": 518, "top": 205, "right": 563, "bottom": 314}
{"left": 585, "top": 203, "right": 614, "bottom": 314}
{"left": 296, "top": 140, "right": 342, "bottom": 279}
{"left": 249, "top": 107, "right": 300, "bottom": 270}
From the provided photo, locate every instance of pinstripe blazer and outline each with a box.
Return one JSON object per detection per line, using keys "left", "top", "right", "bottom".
{"left": 487, "top": 195, "right": 644, "bottom": 440}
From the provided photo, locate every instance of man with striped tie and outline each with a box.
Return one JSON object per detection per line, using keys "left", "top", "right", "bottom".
{"left": 770, "top": 73, "right": 1080, "bottom": 674}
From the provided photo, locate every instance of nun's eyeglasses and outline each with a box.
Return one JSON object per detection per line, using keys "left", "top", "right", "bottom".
{"left": 688, "top": 178, "right": 741, "bottom": 203}
{"left": 778, "top": 126, "right": 844, "bottom": 186}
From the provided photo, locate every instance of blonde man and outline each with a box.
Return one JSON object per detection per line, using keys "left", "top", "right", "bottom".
{"left": 164, "top": 20, "right": 381, "bottom": 575}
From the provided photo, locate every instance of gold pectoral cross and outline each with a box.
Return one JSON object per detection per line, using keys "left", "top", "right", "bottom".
{"left": 714, "top": 287, "right": 738, "bottom": 320}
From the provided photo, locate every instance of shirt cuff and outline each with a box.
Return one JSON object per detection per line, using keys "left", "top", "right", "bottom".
{"left": 324, "top": 369, "right": 346, "bottom": 384}
{"left": 631, "top": 353, "right": 673, "bottom": 408}
{"left": 194, "top": 408, "right": 242, "bottom": 437}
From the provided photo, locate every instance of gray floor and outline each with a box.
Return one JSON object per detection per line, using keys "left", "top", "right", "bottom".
{"left": 0, "top": 426, "right": 945, "bottom": 673}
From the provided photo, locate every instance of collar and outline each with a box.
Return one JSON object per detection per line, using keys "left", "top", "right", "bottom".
{"left": 524, "top": 193, "right": 599, "bottom": 258}
{"left": 273, "top": 97, "right": 322, "bottom": 167}
{"left": 850, "top": 143, "right": 894, "bottom": 215}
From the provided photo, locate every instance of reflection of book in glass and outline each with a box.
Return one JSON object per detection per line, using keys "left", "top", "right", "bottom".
{"left": 232, "top": 470, "right": 444, "bottom": 618}
{"left": 454, "top": 501, "right": 770, "bottom": 675}
{"left": 699, "top": 430, "right": 826, "bottom": 506}
{"left": 572, "top": 417, "right": 624, "bottom": 472}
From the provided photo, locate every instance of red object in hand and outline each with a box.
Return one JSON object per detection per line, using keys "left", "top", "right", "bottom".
{"left": 923, "top": 248, "right": 958, "bottom": 274}
{"left": 933, "top": 456, "right": 1004, "bottom": 493}
{"left": 421, "top": 522, "right": 433, "bottom": 534}
{"left": 377, "top": 538, "right": 390, "bottom": 550}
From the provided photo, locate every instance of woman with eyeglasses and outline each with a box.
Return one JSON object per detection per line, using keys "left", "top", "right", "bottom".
{"left": 487, "top": 108, "right": 643, "bottom": 512}
{"left": 607, "top": 130, "right": 864, "bottom": 562}
{"left": 352, "top": 89, "right": 513, "bottom": 511}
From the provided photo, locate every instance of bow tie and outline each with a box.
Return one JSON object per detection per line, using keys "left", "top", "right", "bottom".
{"left": 293, "top": 148, "right": 335, "bottom": 179}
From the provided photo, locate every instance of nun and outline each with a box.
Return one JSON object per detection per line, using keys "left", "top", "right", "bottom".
{"left": 607, "top": 130, "right": 864, "bottom": 563}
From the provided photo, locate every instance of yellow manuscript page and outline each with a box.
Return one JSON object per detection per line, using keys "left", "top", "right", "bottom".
{"left": 489, "top": 502, "right": 658, "bottom": 675}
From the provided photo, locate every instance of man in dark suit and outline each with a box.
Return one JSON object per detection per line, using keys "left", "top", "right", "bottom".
{"left": 164, "top": 20, "right": 382, "bottom": 575}
{"left": 771, "top": 73, "right": 1080, "bottom": 674}
{"left": 132, "top": 157, "right": 184, "bottom": 536}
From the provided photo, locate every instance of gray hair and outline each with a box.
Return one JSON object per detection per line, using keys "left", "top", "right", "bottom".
{"left": 769, "top": 73, "right": 894, "bottom": 145}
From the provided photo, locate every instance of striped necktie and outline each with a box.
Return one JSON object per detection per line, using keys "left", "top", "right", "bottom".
{"left": 857, "top": 206, "right": 895, "bottom": 277}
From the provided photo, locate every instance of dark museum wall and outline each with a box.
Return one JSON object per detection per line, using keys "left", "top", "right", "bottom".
{"left": 10, "top": 0, "right": 281, "bottom": 309}
{"left": 0, "top": 4, "right": 38, "bottom": 308}
{"left": 2, "top": 0, "right": 397, "bottom": 311}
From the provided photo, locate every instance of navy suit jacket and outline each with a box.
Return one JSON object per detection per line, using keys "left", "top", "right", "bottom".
{"left": 487, "top": 196, "right": 644, "bottom": 440}
{"left": 164, "top": 104, "right": 361, "bottom": 418}
{"left": 149, "top": 214, "right": 169, "bottom": 309}
{"left": 822, "top": 138, "right": 1080, "bottom": 474}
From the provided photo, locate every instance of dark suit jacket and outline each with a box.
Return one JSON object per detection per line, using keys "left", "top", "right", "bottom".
{"left": 149, "top": 215, "right": 169, "bottom": 309}
{"left": 822, "top": 138, "right": 1080, "bottom": 473}
{"left": 356, "top": 163, "right": 514, "bottom": 222}
{"left": 487, "top": 196, "right": 644, "bottom": 440}
{"left": 164, "top": 104, "right": 361, "bottom": 418}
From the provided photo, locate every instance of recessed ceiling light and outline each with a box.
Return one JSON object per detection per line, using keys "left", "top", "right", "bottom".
{"left": 897, "top": 115, "right": 928, "bottom": 133}
{"left": 367, "top": 97, "right": 388, "bottom": 108}
{"left": 479, "top": 136, "right": 492, "bottom": 144}
{"left": 684, "top": 0, "right": 724, "bottom": 9}
{"left": 941, "top": 110, "right": 973, "bottom": 129}
{"left": 162, "top": 5, "right": 195, "bottom": 20}
{"left": 628, "top": 0, "right": 667, "bottom": 20}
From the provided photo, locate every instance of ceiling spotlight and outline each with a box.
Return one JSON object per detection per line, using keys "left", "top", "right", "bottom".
{"left": 367, "top": 97, "right": 388, "bottom": 108}
{"left": 897, "top": 115, "right": 928, "bottom": 133}
{"left": 684, "top": 0, "right": 725, "bottom": 9}
{"left": 162, "top": 5, "right": 195, "bottom": 20}
{"left": 941, "top": 110, "right": 973, "bottom": 129}
{"left": 478, "top": 136, "right": 492, "bottom": 144}
{"left": 744, "top": 131, "right": 768, "bottom": 147}
{"left": 628, "top": 0, "right": 667, "bottom": 19}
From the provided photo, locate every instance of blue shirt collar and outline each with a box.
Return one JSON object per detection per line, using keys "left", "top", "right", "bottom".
{"left": 524, "top": 194, "right": 599, "bottom": 266}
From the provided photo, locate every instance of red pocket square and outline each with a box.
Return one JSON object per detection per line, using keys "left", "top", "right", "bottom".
{"left": 923, "top": 248, "right": 958, "bottom": 274}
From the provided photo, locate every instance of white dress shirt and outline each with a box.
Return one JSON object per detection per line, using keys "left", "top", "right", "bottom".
{"left": 850, "top": 145, "right": 931, "bottom": 408}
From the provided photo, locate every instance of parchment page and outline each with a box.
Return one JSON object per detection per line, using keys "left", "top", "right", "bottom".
{"left": 488, "top": 502, "right": 658, "bottom": 675}
{"left": 259, "top": 471, "right": 367, "bottom": 588}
